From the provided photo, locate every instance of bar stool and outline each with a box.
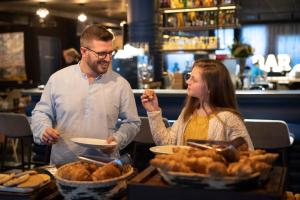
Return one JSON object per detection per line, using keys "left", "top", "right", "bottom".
{"left": 0, "top": 112, "right": 33, "bottom": 171}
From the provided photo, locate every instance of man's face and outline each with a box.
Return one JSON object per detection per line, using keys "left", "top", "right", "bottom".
{"left": 81, "top": 39, "right": 114, "bottom": 75}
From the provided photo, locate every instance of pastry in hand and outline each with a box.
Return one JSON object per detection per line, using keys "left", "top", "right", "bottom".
{"left": 144, "top": 89, "right": 154, "bottom": 100}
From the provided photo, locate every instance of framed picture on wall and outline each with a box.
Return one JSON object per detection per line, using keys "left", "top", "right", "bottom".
{"left": 0, "top": 32, "right": 27, "bottom": 81}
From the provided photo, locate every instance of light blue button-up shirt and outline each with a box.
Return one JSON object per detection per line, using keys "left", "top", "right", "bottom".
{"left": 31, "top": 64, "right": 140, "bottom": 166}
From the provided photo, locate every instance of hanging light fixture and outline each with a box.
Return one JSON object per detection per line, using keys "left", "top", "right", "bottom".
{"left": 77, "top": 4, "right": 87, "bottom": 22}
{"left": 78, "top": 13, "right": 87, "bottom": 22}
{"left": 36, "top": 3, "right": 49, "bottom": 18}
{"left": 36, "top": 8, "right": 49, "bottom": 18}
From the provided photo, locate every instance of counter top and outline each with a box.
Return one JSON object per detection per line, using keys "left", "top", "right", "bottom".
{"left": 22, "top": 88, "right": 300, "bottom": 97}
{"left": 21, "top": 87, "right": 300, "bottom": 133}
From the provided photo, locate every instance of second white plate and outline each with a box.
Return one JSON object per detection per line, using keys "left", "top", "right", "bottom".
{"left": 150, "top": 145, "right": 190, "bottom": 155}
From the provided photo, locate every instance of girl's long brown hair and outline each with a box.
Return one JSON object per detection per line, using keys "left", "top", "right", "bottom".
{"left": 183, "top": 59, "right": 240, "bottom": 122}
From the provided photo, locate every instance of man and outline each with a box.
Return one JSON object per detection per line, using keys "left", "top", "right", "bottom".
{"left": 31, "top": 25, "right": 140, "bottom": 166}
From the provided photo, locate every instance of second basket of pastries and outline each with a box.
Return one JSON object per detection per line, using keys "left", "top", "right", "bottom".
{"left": 151, "top": 145, "right": 278, "bottom": 189}
{"left": 55, "top": 160, "right": 134, "bottom": 199}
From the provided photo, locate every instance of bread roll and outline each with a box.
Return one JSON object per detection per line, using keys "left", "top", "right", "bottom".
{"left": 144, "top": 89, "right": 154, "bottom": 99}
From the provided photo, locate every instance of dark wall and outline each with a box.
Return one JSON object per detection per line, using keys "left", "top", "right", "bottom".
{"left": 0, "top": 13, "right": 79, "bottom": 90}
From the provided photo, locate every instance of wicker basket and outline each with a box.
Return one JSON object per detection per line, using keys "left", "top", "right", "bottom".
{"left": 55, "top": 161, "right": 134, "bottom": 200}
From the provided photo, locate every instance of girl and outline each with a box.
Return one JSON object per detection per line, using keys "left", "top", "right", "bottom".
{"left": 141, "top": 59, "right": 253, "bottom": 150}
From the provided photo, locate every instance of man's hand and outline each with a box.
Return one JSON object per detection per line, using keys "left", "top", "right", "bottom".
{"left": 41, "top": 128, "right": 60, "bottom": 145}
{"left": 102, "top": 136, "right": 117, "bottom": 154}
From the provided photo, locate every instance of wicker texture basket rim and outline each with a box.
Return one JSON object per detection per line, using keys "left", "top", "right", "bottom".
{"left": 55, "top": 161, "right": 134, "bottom": 185}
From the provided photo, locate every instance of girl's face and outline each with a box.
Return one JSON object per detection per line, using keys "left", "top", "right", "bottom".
{"left": 186, "top": 67, "right": 209, "bottom": 100}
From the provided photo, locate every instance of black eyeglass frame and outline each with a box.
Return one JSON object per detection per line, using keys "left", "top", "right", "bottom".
{"left": 83, "top": 46, "right": 116, "bottom": 59}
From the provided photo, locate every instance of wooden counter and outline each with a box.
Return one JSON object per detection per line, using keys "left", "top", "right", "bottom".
{"left": 128, "top": 166, "right": 287, "bottom": 200}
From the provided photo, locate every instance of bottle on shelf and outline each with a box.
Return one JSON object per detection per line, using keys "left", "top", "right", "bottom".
{"left": 194, "top": 0, "right": 201, "bottom": 7}
{"left": 218, "top": 10, "right": 225, "bottom": 26}
{"left": 202, "top": 0, "right": 215, "bottom": 7}
{"left": 160, "top": 0, "right": 171, "bottom": 8}
{"left": 187, "top": 0, "right": 194, "bottom": 8}
{"left": 198, "top": 12, "right": 204, "bottom": 26}
{"left": 166, "top": 14, "right": 177, "bottom": 27}
{"left": 203, "top": 11, "right": 208, "bottom": 26}
{"left": 177, "top": 13, "right": 185, "bottom": 27}
{"left": 224, "top": 0, "right": 232, "bottom": 4}
{"left": 170, "top": 0, "right": 184, "bottom": 9}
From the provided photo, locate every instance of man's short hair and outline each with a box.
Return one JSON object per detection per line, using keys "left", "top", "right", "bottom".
{"left": 80, "top": 25, "right": 114, "bottom": 47}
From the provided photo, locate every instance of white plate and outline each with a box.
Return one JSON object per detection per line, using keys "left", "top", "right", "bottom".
{"left": 71, "top": 138, "right": 117, "bottom": 149}
{"left": 150, "top": 145, "right": 190, "bottom": 155}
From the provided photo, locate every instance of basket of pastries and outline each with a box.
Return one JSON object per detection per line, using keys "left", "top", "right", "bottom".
{"left": 150, "top": 145, "right": 278, "bottom": 189}
{"left": 55, "top": 160, "right": 134, "bottom": 199}
{"left": 0, "top": 170, "right": 51, "bottom": 193}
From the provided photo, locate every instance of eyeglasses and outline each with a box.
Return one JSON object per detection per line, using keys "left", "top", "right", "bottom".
{"left": 184, "top": 72, "right": 200, "bottom": 83}
{"left": 184, "top": 72, "right": 191, "bottom": 81}
{"left": 83, "top": 47, "right": 116, "bottom": 59}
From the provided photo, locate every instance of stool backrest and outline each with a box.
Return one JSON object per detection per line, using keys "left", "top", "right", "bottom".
{"left": 0, "top": 113, "right": 32, "bottom": 138}
{"left": 244, "top": 119, "right": 291, "bottom": 149}
{"left": 134, "top": 116, "right": 169, "bottom": 144}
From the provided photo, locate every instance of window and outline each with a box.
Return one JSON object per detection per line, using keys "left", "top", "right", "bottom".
{"left": 215, "top": 28, "right": 234, "bottom": 55}
{"left": 277, "top": 35, "right": 300, "bottom": 66}
{"left": 241, "top": 25, "right": 267, "bottom": 56}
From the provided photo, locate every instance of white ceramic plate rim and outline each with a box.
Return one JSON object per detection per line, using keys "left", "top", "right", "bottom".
{"left": 150, "top": 145, "right": 190, "bottom": 154}
{"left": 71, "top": 137, "right": 117, "bottom": 148}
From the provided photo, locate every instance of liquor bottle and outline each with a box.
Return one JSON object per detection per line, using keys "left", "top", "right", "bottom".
{"left": 209, "top": 11, "right": 216, "bottom": 26}
{"left": 197, "top": 12, "right": 204, "bottom": 26}
{"left": 182, "top": 0, "right": 188, "bottom": 8}
{"left": 218, "top": 10, "right": 225, "bottom": 26}
{"left": 187, "top": 0, "right": 194, "bottom": 8}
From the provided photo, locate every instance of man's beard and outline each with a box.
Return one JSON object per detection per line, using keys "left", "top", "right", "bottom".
{"left": 87, "top": 59, "right": 110, "bottom": 75}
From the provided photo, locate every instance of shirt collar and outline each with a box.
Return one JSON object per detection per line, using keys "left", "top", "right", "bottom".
{"left": 77, "top": 62, "right": 110, "bottom": 81}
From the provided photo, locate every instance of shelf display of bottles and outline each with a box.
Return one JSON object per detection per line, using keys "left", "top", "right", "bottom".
{"left": 162, "top": 35, "right": 218, "bottom": 51}
{"left": 159, "top": 0, "right": 239, "bottom": 30}
{"left": 164, "top": 11, "right": 236, "bottom": 28}
{"left": 160, "top": 0, "right": 235, "bottom": 9}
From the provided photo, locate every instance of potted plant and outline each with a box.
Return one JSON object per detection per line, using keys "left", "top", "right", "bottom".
{"left": 231, "top": 41, "right": 254, "bottom": 75}
{"left": 230, "top": 41, "right": 254, "bottom": 89}
{"left": 230, "top": 41, "right": 254, "bottom": 59}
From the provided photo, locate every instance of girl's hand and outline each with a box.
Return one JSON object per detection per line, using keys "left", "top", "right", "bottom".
{"left": 141, "top": 89, "right": 160, "bottom": 112}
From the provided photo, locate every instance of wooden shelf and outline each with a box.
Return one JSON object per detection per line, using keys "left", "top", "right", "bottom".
{"left": 160, "top": 24, "right": 239, "bottom": 32}
{"left": 159, "top": 4, "right": 237, "bottom": 13}
{"left": 159, "top": 48, "right": 219, "bottom": 52}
